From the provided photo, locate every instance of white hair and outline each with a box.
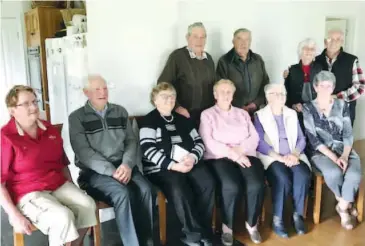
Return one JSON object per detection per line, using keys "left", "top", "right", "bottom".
{"left": 83, "top": 74, "right": 106, "bottom": 89}
{"left": 264, "top": 83, "right": 287, "bottom": 96}
{"left": 233, "top": 28, "right": 251, "bottom": 39}
{"left": 187, "top": 22, "right": 206, "bottom": 36}
{"left": 327, "top": 28, "right": 345, "bottom": 40}
{"left": 313, "top": 71, "right": 336, "bottom": 87}
{"left": 297, "top": 38, "right": 317, "bottom": 59}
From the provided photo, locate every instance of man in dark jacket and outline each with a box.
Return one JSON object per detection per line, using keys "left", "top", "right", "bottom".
{"left": 316, "top": 29, "right": 364, "bottom": 125}
{"left": 216, "top": 28, "right": 270, "bottom": 114}
{"left": 158, "top": 22, "right": 216, "bottom": 126}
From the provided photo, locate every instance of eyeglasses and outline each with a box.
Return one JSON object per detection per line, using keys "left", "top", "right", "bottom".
{"left": 159, "top": 94, "right": 176, "bottom": 100}
{"left": 16, "top": 99, "right": 40, "bottom": 108}
{"left": 268, "top": 92, "right": 286, "bottom": 97}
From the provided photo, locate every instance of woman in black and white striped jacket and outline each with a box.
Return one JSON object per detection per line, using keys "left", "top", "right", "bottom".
{"left": 139, "top": 82, "right": 215, "bottom": 246}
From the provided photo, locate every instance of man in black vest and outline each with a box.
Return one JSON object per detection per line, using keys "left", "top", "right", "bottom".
{"left": 316, "top": 29, "right": 364, "bottom": 125}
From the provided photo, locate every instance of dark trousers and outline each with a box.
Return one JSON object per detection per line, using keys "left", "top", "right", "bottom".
{"left": 208, "top": 157, "right": 265, "bottom": 228}
{"left": 349, "top": 101, "right": 356, "bottom": 126}
{"left": 78, "top": 168, "right": 153, "bottom": 246}
{"left": 266, "top": 161, "right": 311, "bottom": 220}
{"left": 147, "top": 162, "right": 215, "bottom": 243}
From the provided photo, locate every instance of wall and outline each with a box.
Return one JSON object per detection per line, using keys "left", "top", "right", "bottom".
{"left": 86, "top": 0, "right": 365, "bottom": 140}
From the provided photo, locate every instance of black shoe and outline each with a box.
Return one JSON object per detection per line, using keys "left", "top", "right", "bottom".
{"left": 293, "top": 213, "right": 306, "bottom": 235}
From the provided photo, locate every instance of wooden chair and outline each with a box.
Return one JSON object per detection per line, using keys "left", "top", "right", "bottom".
{"left": 90, "top": 191, "right": 167, "bottom": 245}
{"left": 313, "top": 166, "right": 364, "bottom": 224}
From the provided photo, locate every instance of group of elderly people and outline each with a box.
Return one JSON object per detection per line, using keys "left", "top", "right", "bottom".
{"left": 1, "top": 21, "right": 363, "bottom": 246}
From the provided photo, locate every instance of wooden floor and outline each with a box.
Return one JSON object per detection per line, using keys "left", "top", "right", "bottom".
{"left": 234, "top": 140, "right": 365, "bottom": 246}
{"left": 235, "top": 217, "right": 365, "bottom": 246}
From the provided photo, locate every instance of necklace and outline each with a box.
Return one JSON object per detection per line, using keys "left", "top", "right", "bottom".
{"left": 161, "top": 114, "right": 174, "bottom": 123}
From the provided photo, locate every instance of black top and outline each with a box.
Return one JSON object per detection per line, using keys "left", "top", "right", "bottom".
{"left": 316, "top": 48, "right": 357, "bottom": 95}
{"left": 216, "top": 48, "right": 270, "bottom": 108}
{"left": 285, "top": 61, "right": 322, "bottom": 108}
{"left": 139, "top": 109, "right": 205, "bottom": 174}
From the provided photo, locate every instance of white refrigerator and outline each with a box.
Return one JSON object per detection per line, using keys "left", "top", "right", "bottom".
{"left": 46, "top": 34, "right": 115, "bottom": 222}
{"left": 45, "top": 34, "right": 88, "bottom": 182}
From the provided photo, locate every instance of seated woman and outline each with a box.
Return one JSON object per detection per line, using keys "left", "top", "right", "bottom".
{"left": 254, "top": 83, "right": 311, "bottom": 238}
{"left": 284, "top": 38, "right": 322, "bottom": 128}
{"left": 303, "top": 71, "right": 362, "bottom": 230}
{"left": 199, "top": 79, "right": 265, "bottom": 245}
{"left": 139, "top": 82, "right": 215, "bottom": 246}
{"left": 0, "top": 85, "right": 97, "bottom": 246}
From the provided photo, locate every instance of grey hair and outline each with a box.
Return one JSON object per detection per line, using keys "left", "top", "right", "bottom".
{"left": 264, "top": 83, "right": 287, "bottom": 96}
{"left": 83, "top": 74, "right": 106, "bottom": 89}
{"left": 313, "top": 71, "right": 336, "bottom": 87}
{"left": 187, "top": 22, "right": 206, "bottom": 36}
{"left": 326, "top": 28, "right": 345, "bottom": 40}
{"left": 297, "top": 38, "right": 317, "bottom": 59}
{"left": 233, "top": 28, "right": 251, "bottom": 38}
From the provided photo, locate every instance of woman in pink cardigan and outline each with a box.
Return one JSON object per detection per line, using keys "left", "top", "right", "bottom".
{"left": 199, "top": 79, "right": 265, "bottom": 245}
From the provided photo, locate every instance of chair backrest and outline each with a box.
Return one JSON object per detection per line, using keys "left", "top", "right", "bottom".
{"left": 53, "top": 124, "right": 63, "bottom": 134}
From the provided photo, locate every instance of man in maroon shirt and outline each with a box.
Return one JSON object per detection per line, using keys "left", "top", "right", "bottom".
{"left": 1, "top": 85, "right": 97, "bottom": 246}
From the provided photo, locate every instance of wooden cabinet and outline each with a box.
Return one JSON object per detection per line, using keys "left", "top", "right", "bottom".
{"left": 24, "top": 7, "right": 63, "bottom": 121}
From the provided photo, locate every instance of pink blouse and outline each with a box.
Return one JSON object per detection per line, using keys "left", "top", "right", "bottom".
{"left": 199, "top": 105, "right": 259, "bottom": 160}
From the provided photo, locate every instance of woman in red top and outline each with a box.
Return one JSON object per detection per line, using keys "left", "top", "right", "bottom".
{"left": 284, "top": 38, "right": 323, "bottom": 128}
{"left": 0, "top": 85, "right": 97, "bottom": 246}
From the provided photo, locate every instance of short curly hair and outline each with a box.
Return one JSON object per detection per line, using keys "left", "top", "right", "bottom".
{"left": 150, "top": 82, "right": 176, "bottom": 106}
{"left": 5, "top": 85, "right": 37, "bottom": 108}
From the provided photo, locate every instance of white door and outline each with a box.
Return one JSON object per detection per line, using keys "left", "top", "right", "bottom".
{"left": 0, "top": 18, "right": 28, "bottom": 126}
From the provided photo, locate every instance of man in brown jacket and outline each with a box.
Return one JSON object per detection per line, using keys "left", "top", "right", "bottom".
{"left": 216, "top": 28, "right": 270, "bottom": 115}
{"left": 158, "top": 22, "right": 216, "bottom": 126}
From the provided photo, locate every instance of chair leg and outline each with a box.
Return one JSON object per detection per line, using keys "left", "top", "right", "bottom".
{"left": 356, "top": 179, "right": 364, "bottom": 222}
{"left": 13, "top": 231, "right": 25, "bottom": 246}
{"left": 261, "top": 202, "right": 266, "bottom": 223}
{"left": 158, "top": 192, "right": 167, "bottom": 245}
{"left": 93, "top": 209, "right": 101, "bottom": 246}
{"left": 313, "top": 176, "right": 323, "bottom": 224}
{"left": 304, "top": 195, "right": 308, "bottom": 219}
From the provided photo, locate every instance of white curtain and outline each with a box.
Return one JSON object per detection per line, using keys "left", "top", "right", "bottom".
{"left": 0, "top": 18, "right": 28, "bottom": 127}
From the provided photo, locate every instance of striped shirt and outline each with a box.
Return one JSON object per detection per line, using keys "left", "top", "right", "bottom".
{"left": 139, "top": 111, "right": 205, "bottom": 175}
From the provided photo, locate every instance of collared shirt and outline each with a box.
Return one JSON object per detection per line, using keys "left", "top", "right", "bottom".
{"left": 1, "top": 118, "right": 68, "bottom": 204}
{"left": 186, "top": 46, "right": 208, "bottom": 60}
{"left": 88, "top": 101, "right": 108, "bottom": 118}
{"left": 326, "top": 55, "right": 365, "bottom": 101}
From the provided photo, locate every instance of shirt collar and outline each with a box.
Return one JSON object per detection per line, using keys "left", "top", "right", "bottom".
{"left": 15, "top": 119, "right": 47, "bottom": 136}
{"left": 186, "top": 46, "right": 208, "bottom": 60}
{"left": 87, "top": 101, "right": 108, "bottom": 117}
{"left": 232, "top": 49, "right": 251, "bottom": 64}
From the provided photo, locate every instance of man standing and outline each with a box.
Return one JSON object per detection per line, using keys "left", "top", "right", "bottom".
{"left": 216, "top": 28, "right": 270, "bottom": 115}
{"left": 69, "top": 75, "right": 154, "bottom": 246}
{"left": 316, "top": 29, "right": 365, "bottom": 125}
{"left": 158, "top": 22, "right": 216, "bottom": 126}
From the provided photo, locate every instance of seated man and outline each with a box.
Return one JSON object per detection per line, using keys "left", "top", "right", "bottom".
{"left": 69, "top": 75, "right": 154, "bottom": 246}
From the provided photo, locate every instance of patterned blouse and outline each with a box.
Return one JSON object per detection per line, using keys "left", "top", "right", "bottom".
{"left": 302, "top": 99, "right": 353, "bottom": 156}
